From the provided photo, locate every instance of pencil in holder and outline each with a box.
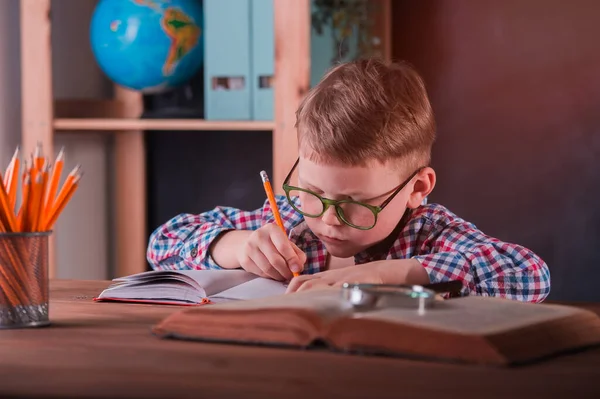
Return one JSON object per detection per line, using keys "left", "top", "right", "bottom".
{"left": 0, "top": 143, "right": 82, "bottom": 327}
{"left": 0, "top": 231, "right": 51, "bottom": 329}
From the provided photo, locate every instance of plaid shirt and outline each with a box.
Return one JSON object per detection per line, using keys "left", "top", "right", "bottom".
{"left": 147, "top": 195, "right": 550, "bottom": 302}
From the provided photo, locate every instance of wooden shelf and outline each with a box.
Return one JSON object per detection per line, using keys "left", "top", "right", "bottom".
{"left": 53, "top": 118, "right": 275, "bottom": 131}
{"left": 21, "top": 0, "right": 313, "bottom": 279}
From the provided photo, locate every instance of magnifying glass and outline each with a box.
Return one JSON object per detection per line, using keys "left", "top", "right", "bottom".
{"left": 341, "top": 280, "right": 462, "bottom": 313}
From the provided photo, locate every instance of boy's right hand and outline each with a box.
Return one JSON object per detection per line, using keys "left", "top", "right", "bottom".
{"left": 236, "top": 223, "right": 306, "bottom": 281}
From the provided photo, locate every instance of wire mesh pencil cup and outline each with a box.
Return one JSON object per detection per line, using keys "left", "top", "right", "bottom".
{"left": 0, "top": 231, "right": 51, "bottom": 328}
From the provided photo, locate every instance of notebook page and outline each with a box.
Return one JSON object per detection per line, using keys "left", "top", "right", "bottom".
{"left": 209, "top": 277, "right": 288, "bottom": 302}
{"left": 111, "top": 269, "right": 259, "bottom": 297}
{"left": 100, "top": 282, "right": 205, "bottom": 303}
{"left": 176, "top": 270, "right": 260, "bottom": 297}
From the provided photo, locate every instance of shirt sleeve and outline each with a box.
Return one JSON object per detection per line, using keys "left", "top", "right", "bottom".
{"left": 411, "top": 207, "right": 551, "bottom": 302}
{"left": 146, "top": 195, "right": 303, "bottom": 271}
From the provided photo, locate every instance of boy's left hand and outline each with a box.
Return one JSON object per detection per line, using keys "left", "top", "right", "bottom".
{"left": 285, "top": 259, "right": 430, "bottom": 293}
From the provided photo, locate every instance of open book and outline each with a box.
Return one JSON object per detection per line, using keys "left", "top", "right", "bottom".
{"left": 94, "top": 269, "right": 287, "bottom": 305}
{"left": 152, "top": 289, "right": 600, "bottom": 366}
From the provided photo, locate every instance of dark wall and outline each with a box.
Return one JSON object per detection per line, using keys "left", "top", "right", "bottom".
{"left": 144, "top": 68, "right": 273, "bottom": 271}
{"left": 391, "top": 0, "right": 600, "bottom": 301}
{"left": 146, "top": 130, "right": 273, "bottom": 242}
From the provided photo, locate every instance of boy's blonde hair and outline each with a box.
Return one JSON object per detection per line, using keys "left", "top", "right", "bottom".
{"left": 295, "top": 58, "right": 436, "bottom": 170}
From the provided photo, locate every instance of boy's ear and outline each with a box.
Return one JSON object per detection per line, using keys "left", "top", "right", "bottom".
{"left": 407, "top": 167, "right": 436, "bottom": 209}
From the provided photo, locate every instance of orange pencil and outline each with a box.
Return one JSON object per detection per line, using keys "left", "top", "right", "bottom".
{"left": 43, "top": 172, "right": 81, "bottom": 230}
{"left": 29, "top": 155, "right": 38, "bottom": 192}
{"left": 44, "top": 147, "right": 64, "bottom": 214}
{"left": 27, "top": 173, "right": 43, "bottom": 232}
{"left": 44, "top": 164, "right": 81, "bottom": 230}
{"left": 260, "top": 170, "right": 299, "bottom": 278}
{"left": 35, "top": 162, "right": 50, "bottom": 231}
{"left": 8, "top": 147, "right": 20, "bottom": 210}
{"left": 34, "top": 141, "right": 44, "bottom": 171}
{"left": 17, "top": 174, "right": 31, "bottom": 231}
{"left": 3, "top": 147, "right": 19, "bottom": 211}
{"left": 0, "top": 171, "right": 18, "bottom": 232}
{"left": 3, "top": 149, "right": 14, "bottom": 187}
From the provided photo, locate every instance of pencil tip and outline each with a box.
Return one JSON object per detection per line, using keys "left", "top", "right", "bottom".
{"left": 259, "top": 170, "right": 269, "bottom": 183}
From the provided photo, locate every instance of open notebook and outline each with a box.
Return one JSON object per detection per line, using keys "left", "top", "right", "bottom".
{"left": 94, "top": 270, "right": 287, "bottom": 305}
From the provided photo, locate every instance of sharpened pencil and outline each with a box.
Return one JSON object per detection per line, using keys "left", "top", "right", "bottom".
{"left": 260, "top": 170, "right": 300, "bottom": 278}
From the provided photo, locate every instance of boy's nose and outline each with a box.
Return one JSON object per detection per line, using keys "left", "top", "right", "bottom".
{"left": 321, "top": 206, "right": 342, "bottom": 226}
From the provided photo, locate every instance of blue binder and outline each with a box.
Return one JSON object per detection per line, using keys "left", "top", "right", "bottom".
{"left": 250, "top": 0, "right": 274, "bottom": 121}
{"left": 204, "top": 0, "right": 252, "bottom": 120}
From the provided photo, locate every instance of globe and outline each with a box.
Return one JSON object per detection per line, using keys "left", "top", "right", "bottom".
{"left": 90, "top": 0, "right": 204, "bottom": 92}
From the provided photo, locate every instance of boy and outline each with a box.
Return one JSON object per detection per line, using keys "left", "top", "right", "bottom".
{"left": 147, "top": 59, "right": 550, "bottom": 302}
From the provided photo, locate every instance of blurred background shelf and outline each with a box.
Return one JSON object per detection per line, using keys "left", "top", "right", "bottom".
{"left": 16, "top": 0, "right": 389, "bottom": 282}
{"left": 53, "top": 118, "right": 275, "bottom": 132}
{"left": 18, "top": 0, "right": 315, "bottom": 279}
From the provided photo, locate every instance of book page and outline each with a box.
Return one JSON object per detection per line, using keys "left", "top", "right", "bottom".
{"left": 204, "top": 289, "right": 354, "bottom": 321}
{"left": 152, "top": 289, "right": 353, "bottom": 348}
{"left": 209, "top": 278, "right": 288, "bottom": 302}
{"left": 354, "top": 295, "right": 588, "bottom": 335}
{"left": 200, "top": 290, "right": 590, "bottom": 334}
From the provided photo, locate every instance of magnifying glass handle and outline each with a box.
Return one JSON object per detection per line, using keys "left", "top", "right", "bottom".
{"left": 423, "top": 280, "right": 463, "bottom": 296}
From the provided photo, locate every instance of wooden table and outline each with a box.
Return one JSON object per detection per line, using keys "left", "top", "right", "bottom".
{"left": 0, "top": 280, "right": 599, "bottom": 399}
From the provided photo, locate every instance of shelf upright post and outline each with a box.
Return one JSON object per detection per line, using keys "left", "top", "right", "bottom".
{"left": 272, "top": 0, "right": 311, "bottom": 194}
{"left": 20, "top": 0, "right": 56, "bottom": 276}
{"left": 113, "top": 86, "right": 147, "bottom": 277}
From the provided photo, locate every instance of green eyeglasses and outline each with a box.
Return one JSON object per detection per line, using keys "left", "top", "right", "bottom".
{"left": 282, "top": 158, "right": 424, "bottom": 230}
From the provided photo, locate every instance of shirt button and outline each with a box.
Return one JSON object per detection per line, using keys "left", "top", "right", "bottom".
{"left": 190, "top": 247, "right": 198, "bottom": 258}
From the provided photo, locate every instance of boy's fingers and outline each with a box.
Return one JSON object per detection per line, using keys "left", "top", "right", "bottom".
{"left": 248, "top": 248, "right": 285, "bottom": 281}
{"left": 239, "top": 252, "right": 266, "bottom": 278}
{"left": 270, "top": 228, "right": 303, "bottom": 273}
{"left": 240, "top": 260, "right": 268, "bottom": 279}
{"left": 292, "top": 244, "right": 307, "bottom": 270}
{"left": 287, "top": 275, "right": 332, "bottom": 293}
{"left": 296, "top": 279, "right": 332, "bottom": 292}
{"left": 261, "top": 240, "right": 294, "bottom": 280}
{"left": 286, "top": 274, "right": 310, "bottom": 293}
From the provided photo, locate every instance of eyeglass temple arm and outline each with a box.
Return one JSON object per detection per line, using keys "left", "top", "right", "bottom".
{"left": 282, "top": 157, "right": 300, "bottom": 186}
{"left": 379, "top": 167, "right": 425, "bottom": 209}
